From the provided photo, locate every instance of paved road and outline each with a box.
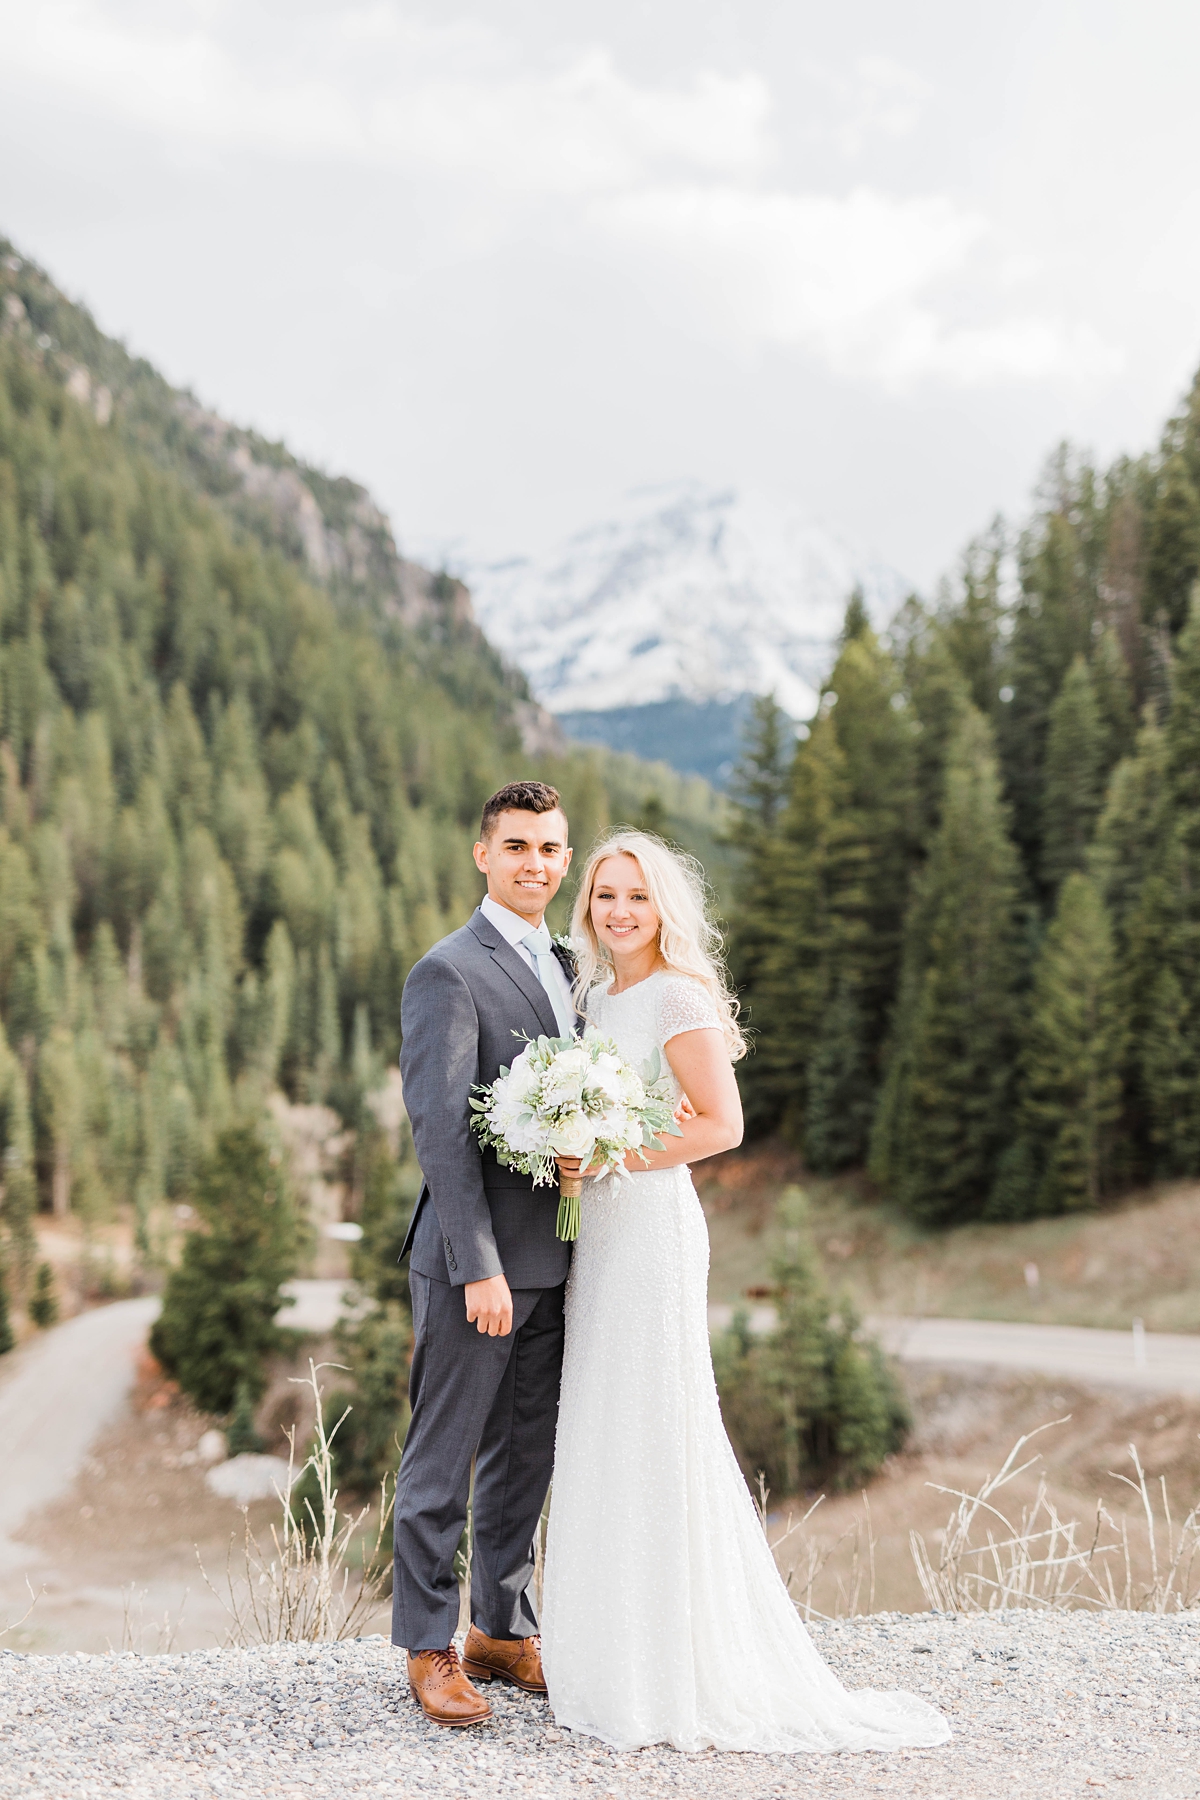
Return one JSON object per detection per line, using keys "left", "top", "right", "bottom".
{"left": 0, "top": 1297, "right": 161, "bottom": 1559}
{"left": 707, "top": 1303, "right": 1200, "bottom": 1395}
{"left": 869, "top": 1313, "right": 1200, "bottom": 1395}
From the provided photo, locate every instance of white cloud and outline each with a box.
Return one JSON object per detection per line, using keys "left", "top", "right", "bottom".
{"left": 375, "top": 50, "right": 771, "bottom": 195}
{"left": 0, "top": 2, "right": 771, "bottom": 192}
{"left": 596, "top": 182, "right": 1121, "bottom": 389}
{"left": 813, "top": 55, "right": 931, "bottom": 157}
{"left": 872, "top": 314, "right": 1124, "bottom": 388}
{"left": 0, "top": 0, "right": 1123, "bottom": 396}
{"left": 600, "top": 183, "right": 982, "bottom": 336}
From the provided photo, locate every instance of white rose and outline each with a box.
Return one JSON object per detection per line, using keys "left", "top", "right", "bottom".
{"left": 506, "top": 1048, "right": 541, "bottom": 1098}
{"left": 505, "top": 1116, "right": 546, "bottom": 1155}
{"left": 543, "top": 1061, "right": 588, "bottom": 1105}
{"left": 548, "top": 1111, "right": 596, "bottom": 1160}
{"left": 588, "top": 1055, "right": 628, "bottom": 1103}
{"left": 618, "top": 1068, "right": 646, "bottom": 1106}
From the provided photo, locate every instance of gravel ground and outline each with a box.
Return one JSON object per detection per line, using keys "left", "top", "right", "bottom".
{"left": 3, "top": 1613, "right": 1199, "bottom": 1800}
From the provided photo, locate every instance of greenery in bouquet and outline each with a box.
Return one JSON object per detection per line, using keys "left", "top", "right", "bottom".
{"left": 470, "top": 1030, "right": 682, "bottom": 1240}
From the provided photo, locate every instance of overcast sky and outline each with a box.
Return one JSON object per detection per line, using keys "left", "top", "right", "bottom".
{"left": 2, "top": 0, "right": 1198, "bottom": 589}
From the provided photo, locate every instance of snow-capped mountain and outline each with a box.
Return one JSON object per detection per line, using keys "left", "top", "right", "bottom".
{"left": 465, "top": 483, "right": 909, "bottom": 725}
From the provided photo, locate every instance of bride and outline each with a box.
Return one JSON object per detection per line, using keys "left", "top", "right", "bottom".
{"left": 542, "top": 830, "right": 951, "bottom": 1756}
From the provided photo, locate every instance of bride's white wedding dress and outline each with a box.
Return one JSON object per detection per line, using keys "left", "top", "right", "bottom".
{"left": 540, "top": 970, "right": 951, "bottom": 1755}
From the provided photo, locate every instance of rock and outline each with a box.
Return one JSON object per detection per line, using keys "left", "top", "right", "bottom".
{"left": 196, "top": 1429, "right": 227, "bottom": 1464}
{"left": 205, "top": 1453, "right": 294, "bottom": 1505}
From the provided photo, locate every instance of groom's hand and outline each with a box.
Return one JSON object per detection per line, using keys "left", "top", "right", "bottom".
{"left": 464, "top": 1273, "right": 514, "bottom": 1337}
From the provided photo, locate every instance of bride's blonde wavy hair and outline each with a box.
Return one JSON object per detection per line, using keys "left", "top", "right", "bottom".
{"left": 569, "top": 830, "right": 746, "bottom": 1062}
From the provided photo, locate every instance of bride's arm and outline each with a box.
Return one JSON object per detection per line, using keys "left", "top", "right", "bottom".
{"left": 635, "top": 1027, "right": 743, "bottom": 1169}
{"left": 557, "top": 1027, "right": 743, "bottom": 1181}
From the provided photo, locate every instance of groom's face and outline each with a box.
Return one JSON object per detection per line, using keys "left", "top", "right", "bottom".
{"left": 473, "top": 807, "right": 573, "bottom": 921}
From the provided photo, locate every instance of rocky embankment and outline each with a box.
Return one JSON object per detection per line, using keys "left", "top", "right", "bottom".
{"left": 3, "top": 1612, "right": 1199, "bottom": 1799}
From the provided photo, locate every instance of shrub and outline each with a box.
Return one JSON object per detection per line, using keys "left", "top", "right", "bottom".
{"left": 0, "top": 1262, "right": 13, "bottom": 1354}
{"left": 150, "top": 1124, "right": 300, "bottom": 1415}
{"left": 225, "top": 1379, "right": 266, "bottom": 1456}
{"left": 350, "top": 1123, "right": 419, "bottom": 1308}
{"left": 713, "top": 1187, "right": 909, "bottom": 1495}
{"left": 28, "top": 1262, "right": 58, "bottom": 1329}
{"left": 327, "top": 1302, "right": 412, "bottom": 1497}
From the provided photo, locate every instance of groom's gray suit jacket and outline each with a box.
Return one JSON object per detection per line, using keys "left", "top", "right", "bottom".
{"left": 399, "top": 907, "right": 576, "bottom": 1290}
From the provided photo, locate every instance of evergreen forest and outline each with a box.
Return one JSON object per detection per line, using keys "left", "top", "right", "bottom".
{"left": 0, "top": 241, "right": 721, "bottom": 1325}
{"left": 8, "top": 224, "right": 1200, "bottom": 1486}
{"left": 731, "top": 370, "right": 1200, "bottom": 1223}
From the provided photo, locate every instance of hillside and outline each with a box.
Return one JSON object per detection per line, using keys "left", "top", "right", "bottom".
{"left": 466, "top": 481, "right": 907, "bottom": 783}
{"left": 0, "top": 237, "right": 726, "bottom": 1315}
{"left": 700, "top": 1148, "right": 1200, "bottom": 1333}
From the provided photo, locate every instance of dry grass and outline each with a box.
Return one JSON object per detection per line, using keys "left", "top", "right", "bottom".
{"left": 760, "top": 1412, "right": 1200, "bottom": 1621}
{"left": 0, "top": 1580, "right": 40, "bottom": 1640}
{"left": 201, "top": 1361, "right": 393, "bottom": 1646}
{"left": 757, "top": 1478, "right": 880, "bottom": 1621}
{"left": 909, "top": 1422, "right": 1200, "bottom": 1615}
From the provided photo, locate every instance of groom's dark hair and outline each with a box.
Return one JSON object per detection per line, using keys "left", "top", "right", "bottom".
{"left": 480, "top": 780, "right": 564, "bottom": 841}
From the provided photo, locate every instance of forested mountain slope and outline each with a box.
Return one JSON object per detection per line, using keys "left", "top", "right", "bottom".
{"left": 732, "top": 376, "right": 1200, "bottom": 1226}
{"left": 0, "top": 240, "right": 723, "bottom": 1291}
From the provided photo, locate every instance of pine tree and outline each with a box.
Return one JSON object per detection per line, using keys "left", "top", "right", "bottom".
{"left": 802, "top": 975, "right": 875, "bottom": 1172}
{"left": 1089, "top": 710, "right": 1169, "bottom": 938}
{"left": 1124, "top": 597, "right": 1200, "bottom": 1173}
{"left": 995, "top": 451, "right": 1102, "bottom": 877}
{"left": 727, "top": 695, "right": 792, "bottom": 844}
{"left": 1144, "top": 453, "right": 1200, "bottom": 634}
{"left": 871, "top": 709, "right": 1025, "bottom": 1224}
{"left": 733, "top": 609, "right": 917, "bottom": 1154}
{"left": 1091, "top": 626, "right": 1136, "bottom": 772}
{"left": 901, "top": 618, "right": 972, "bottom": 841}
{"left": 1040, "top": 655, "right": 1105, "bottom": 892}
{"left": 730, "top": 704, "right": 840, "bottom": 1137}
{"left": 711, "top": 1188, "right": 907, "bottom": 1494}
{"left": 1020, "top": 873, "right": 1126, "bottom": 1210}
{"left": 942, "top": 521, "right": 1005, "bottom": 715}
{"left": 149, "top": 1125, "right": 299, "bottom": 1413}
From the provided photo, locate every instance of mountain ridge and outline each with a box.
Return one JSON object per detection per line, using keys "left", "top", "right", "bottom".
{"left": 0, "top": 238, "right": 564, "bottom": 757}
{"left": 464, "top": 481, "right": 911, "bottom": 743}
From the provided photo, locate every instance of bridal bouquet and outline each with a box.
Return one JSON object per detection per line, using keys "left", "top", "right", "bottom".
{"left": 470, "top": 1029, "right": 682, "bottom": 1241}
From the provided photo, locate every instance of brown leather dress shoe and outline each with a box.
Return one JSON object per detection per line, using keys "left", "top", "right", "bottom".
{"left": 461, "top": 1625, "right": 548, "bottom": 1694}
{"left": 406, "top": 1646, "right": 492, "bottom": 1726}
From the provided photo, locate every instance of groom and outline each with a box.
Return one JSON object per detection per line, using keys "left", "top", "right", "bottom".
{"left": 394, "top": 780, "right": 577, "bottom": 1726}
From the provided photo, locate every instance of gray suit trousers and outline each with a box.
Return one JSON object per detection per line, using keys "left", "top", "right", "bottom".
{"left": 392, "top": 1271, "right": 565, "bottom": 1653}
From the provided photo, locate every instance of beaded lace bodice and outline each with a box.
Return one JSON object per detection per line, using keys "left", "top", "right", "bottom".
{"left": 585, "top": 969, "right": 722, "bottom": 1107}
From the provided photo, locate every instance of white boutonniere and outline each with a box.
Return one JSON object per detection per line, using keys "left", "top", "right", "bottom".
{"left": 552, "top": 932, "right": 578, "bottom": 960}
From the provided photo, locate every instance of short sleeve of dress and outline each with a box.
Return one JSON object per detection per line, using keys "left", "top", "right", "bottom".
{"left": 656, "top": 974, "right": 722, "bottom": 1046}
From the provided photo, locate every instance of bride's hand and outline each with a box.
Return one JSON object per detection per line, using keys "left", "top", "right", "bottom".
{"left": 555, "top": 1153, "right": 605, "bottom": 1180}
{"left": 674, "top": 1093, "right": 696, "bottom": 1125}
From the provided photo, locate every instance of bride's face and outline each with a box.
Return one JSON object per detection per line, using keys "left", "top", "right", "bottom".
{"left": 590, "top": 855, "right": 660, "bottom": 960}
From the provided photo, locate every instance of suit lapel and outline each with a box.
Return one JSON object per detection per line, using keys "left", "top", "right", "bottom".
{"left": 552, "top": 942, "right": 583, "bottom": 1030}
{"left": 468, "top": 908, "right": 562, "bottom": 1039}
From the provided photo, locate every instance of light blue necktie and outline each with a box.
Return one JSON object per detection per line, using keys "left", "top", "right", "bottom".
{"left": 521, "top": 924, "right": 575, "bottom": 1037}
